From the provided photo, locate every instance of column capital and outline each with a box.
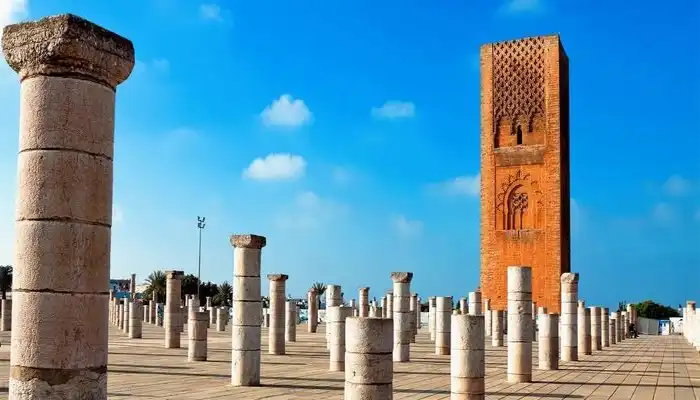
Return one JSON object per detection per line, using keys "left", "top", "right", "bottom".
{"left": 165, "top": 270, "right": 184, "bottom": 280}
{"left": 267, "top": 274, "right": 288, "bottom": 282}
{"left": 390, "top": 272, "right": 413, "bottom": 283}
{"left": 561, "top": 272, "right": 579, "bottom": 284}
{"left": 230, "top": 234, "right": 266, "bottom": 249}
{"left": 359, "top": 287, "right": 370, "bottom": 293}
{"left": 2, "top": 14, "right": 135, "bottom": 89}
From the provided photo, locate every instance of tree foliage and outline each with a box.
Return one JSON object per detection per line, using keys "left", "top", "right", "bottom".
{"left": 634, "top": 300, "right": 680, "bottom": 320}
{"left": 312, "top": 281, "right": 326, "bottom": 309}
{"left": 143, "top": 270, "right": 166, "bottom": 303}
{"left": 213, "top": 281, "right": 232, "bottom": 307}
{"left": 0, "top": 265, "right": 11, "bottom": 300}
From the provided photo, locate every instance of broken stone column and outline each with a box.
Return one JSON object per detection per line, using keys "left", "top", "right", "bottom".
{"left": 560, "top": 273, "right": 579, "bottom": 361}
{"left": 217, "top": 307, "right": 227, "bottom": 332}
{"left": 539, "top": 313, "right": 559, "bottom": 370}
{"left": 451, "top": 314, "right": 485, "bottom": 399}
{"left": 381, "top": 297, "right": 387, "bottom": 318}
{"left": 350, "top": 299, "right": 357, "bottom": 316}
{"left": 356, "top": 287, "right": 369, "bottom": 318}
{"left": 326, "top": 284, "right": 342, "bottom": 349}
{"left": 370, "top": 306, "right": 382, "bottom": 318}
{"left": 328, "top": 306, "right": 353, "bottom": 371}
{"left": 468, "top": 291, "right": 482, "bottom": 316}
{"left": 626, "top": 304, "right": 634, "bottom": 327}
{"left": 209, "top": 304, "right": 218, "bottom": 327}
{"left": 129, "top": 302, "right": 142, "bottom": 339}
{"left": 143, "top": 300, "right": 149, "bottom": 323}
{"left": 409, "top": 293, "right": 418, "bottom": 343}
{"left": 578, "top": 302, "right": 591, "bottom": 356}
{"left": 1, "top": 299, "right": 11, "bottom": 331}
{"left": 459, "top": 297, "right": 468, "bottom": 314}
{"left": 165, "top": 271, "right": 184, "bottom": 348}
{"left": 149, "top": 301, "right": 156, "bottom": 325}
{"left": 386, "top": 292, "right": 394, "bottom": 319}
{"left": 118, "top": 303, "right": 124, "bottom": 330}
{"left": 602, "top": 307, "right": 610, "bottom": 347}
{"left": 590, "top": 306, "right": 602, "bottom": 351}
{"left": 231, "top": 234, "right": 265, "bottom": 386}
{"left": 492, "top": 310, "right": 505, "bottom": 347}
{"left": 206, "top": 296, "right": 212, "bottom": 310}
{"left": 2, "top": 13, "right": 135, "bottom": 398}
{"left": 429, "top": 296, "right": 436, "bottom": 341}
{"left": 507, "top": 266, "right": 533, "bottom": 383}
{"left": 188, "top": 310, "right": 208, "bottom": 361}
{"left": 307, "top": 288, "right": 318, "bottom": 333}
{"left": 285, "top": 300, "right": 297, "bottom": 342}
{"left": 484, "top": 298, "right": 492, "bottom": 337}
{"left": 123, "top": 299, "right": 131, "bottom": 334}
{"left": 609, "top": 314, "right": 617, "bottom": 345}
{"left": 435, "top": 296, "right": 452, "bottom": 355}
{"left": 268, "top": 274, "right": 288, "bottom": 355}
{"left": 344, "top": 316, "right": 393, "bottom": 398}
{"left": 391, "top": 272, "right": 413, "bottom": 362}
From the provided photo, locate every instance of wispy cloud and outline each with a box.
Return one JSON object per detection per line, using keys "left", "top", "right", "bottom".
{"left": 371, "top": 101, "right": 415, "bottom": 120}
{"left": 652, "top": 202, "right": 676, "bottom": 224}
{"left": 662, "top": 175, "right": 692, "bottom": 197}
{"left": 260, "top": 94, "right": 313, "bottom": 128}
{"left": 0, "top": 0, "right": 27, "bottom": 32}
{"left": 428, "top": 174, "right": 480, "bottom": 197}
{"left": 199, "top": 4, "right": 223, "bottom": 22}
{"left": 392, "top": 214, "right": 423, "bottom": 237}
{"left": 243, "top": 153, "right": 307, "bottom": 181}
{"left": 276, "top": 191, "right": 348, "bottom": 230}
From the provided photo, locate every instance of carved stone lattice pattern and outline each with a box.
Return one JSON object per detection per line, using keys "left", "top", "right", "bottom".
{"left": 493, "top": 37, "right": 545, "bottom": 126}
{"left": 510, "top": 192, "right": 528, "bottom": 212}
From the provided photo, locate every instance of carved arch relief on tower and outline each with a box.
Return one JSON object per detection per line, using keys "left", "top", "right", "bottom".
{"left": 495, "top": 169, "right": 544, "bottom": 231}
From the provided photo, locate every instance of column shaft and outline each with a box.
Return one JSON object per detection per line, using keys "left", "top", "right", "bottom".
{"left": 344, "top": 317, "right": 393, "bottom": 398}
{"left": 560, "top": 273, "right": 579, "bottom": 361}
{"left": 435, "top": 296, "right": 452, "bottom": 355}
{"left": 328, "top": 306, "right": 353, "bottom": 371}
{"left": 188, "top": 311, "right": 208, "bottom": 361}
{"left": 391, "top": 272, "right": 413, "bottom": 362}
{"left": 450, "top": 314, "right": 485, "bottom": 398}
{"left": 468, "top": 291, "right": 482, "bottom": 316}
{"left": 590, "top": 306, "right": 602, "bottom": 351}
{"left": 165, "top": 271, "right": 184, "bottom": 348}
{"left": 492, "top": 310, "right": 504, "bottom": 347}
{"left": 578, "top": 303, "right": 591, "bottom": 356}
{"left": 507, "top": 266, "right": 532, "bottom": 383}
{"left": 285, "top": 300, "right": 297, "bottom": 342}
{"left": 308, "top": 289, "right": 318, "bottom": 333}
{"left": 538, "top": 313, "right": 559, "bottom": 370}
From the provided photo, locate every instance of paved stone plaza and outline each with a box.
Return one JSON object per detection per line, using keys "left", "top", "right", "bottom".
{"left": 0, "top": 324, "right": 697, "bottom": 399}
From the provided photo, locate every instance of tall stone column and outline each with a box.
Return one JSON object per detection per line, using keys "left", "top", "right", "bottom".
{"left": 328, "top": 306, "right": 353, "bottom": 371}
{"left": 386, "top": 292, "right": 394, "bottom": 319}
{"left": 130, "top": 274, "right": 136, "bottom": 299}
{"left": 229, "top": 235, "right": 265, "bottom": 386}
{"left": 307, "top": 288, "right": 318, "bottom": 333}
{"left": 285, "top": 300, "right": 297, "bottom": 342}
{"left": 156, "top": 303, "right": 163, "bottom": 326}
{"left": 344, "top": 317, "right": 393, "bottom": 398}
{"left": 122, "top": 299, "right": 130, "bottom": 334}
{"left": 435, "top": 296, "right": 452, "bottom": 355}
{"left": 532, "top": 302, "right": 538, "bottom": 342}
{"left": 468, "top": 291, "right": 482, "bottom": 316}
{"left": 459, "top": 298, "right": 468, "bottom": 314}
{"left": 429, "top": 296, "right": 436, "bottom": 341}
{"left": 539, "top": 313, "right": 559, "bottom": 370}
{"left": 149, "top": 301, "right": 156, "bottom": 325}
{"left": 621, "top": 311, "right": 628, "bottom": 340}
{"left": 1, "top": 299, "right": 11, "bottom": 331}
{"left": 578, "top": 302, "right": 591, "bottom": 356}
{"left": 450, "top": 314, "right": 485, "bottom": 399}
{"left": 602, "top": 308, "right": 610, "bottom": 347}
{"left": 326, "top": 284, "right": 342, "bottom": 349}
{"left": 2, "top": 14, "right": 134, "bottom": 398}
{"left": 217, "top": 307, "right": 227, "bottom": 332}
{"left": 484, "top": 298, "right": 492, "bottom": 337}
{"left": 507, "top": 266, "right": 533, "bottom": 383}
{"left": 205, "top": 296, "right": 212, "bottom": 310}
{"left": 626, "top": 304, "right": 634, "bottom": 326}
{"left": 165, "top": 271, "right": 184, "bottom": 348}
{"left": 616, "top": 312, "right": 623, "bottom": 342}
{"left": 129, "top": 302, "right": 142, "bottom": 339}
{"left": 381, "top": 297, "right": 387, "bottom": 318}
{"left": 118, "top": 303, "right": 124, "bottom": 330}
{"left": 560, "top": 273, "right": 579, "bottom": 361}
{"left": 492, "top": 310, "right": 504, "bottom": 347}
{"left": 209, "top": 304, "right": 218, "bottom": 326}
{"left": 391, "top": 272, "right": 413, "bottom": 362}
{"left": 143, "top": 300, "right": 149, "bottom": 323}
{"left": 268, "top": 274, "right": 288, "bottom": 355}
{"left": 609, "top": 315, "right": 617, "bottom": 345}
{"left": 415, "top": 296, "right": 421, "bottom": 335}
{"left": 409, "top": 293, "right": 418, "bottom": 343}
{"left": 358, "top": 287, "right": 370, "bottom": 317}
{"left": 590, "top": 306, "right": 602, "bottom": 351}
{"left": 188, "top": 310, "right": 208, "bottom": 361}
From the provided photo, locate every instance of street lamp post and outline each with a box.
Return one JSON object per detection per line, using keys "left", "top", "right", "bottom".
{"left": 197, "top": 216, "right": 206, "bottom": 302}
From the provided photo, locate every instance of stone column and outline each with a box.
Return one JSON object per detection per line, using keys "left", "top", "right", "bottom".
{"left": 429, "top": 296, "right": 436, "bottom": 341}
{"left": 307, "top": 288, "right": 318, "bottom": 333}
{"left": 539, "top": 313, "right": 559, "bottom": 370}
{"left": 129, "top": 302, "right": 142, "bottom": 339}
{"left": 468, "top": 291, "right": 482, "bottom": 316}
{"left": 370, "top": 306, "right": 382, "bottom": 318}
{"left": 492, "top": 310, "right": 505, "bottom": 347}
{"left": 381, "top": 297, "right": 387, "bottom": 318}
{"left": 409, "top": 293, "right": 418, "bottom": 343}
{"left": 285, "top": 300, "right": 297, "bottom": 342}
{"left": 602, "top": 308, "right": 610, "bottom": 347}
{"left": 229, "top": 235, "right": 265, "bottom": 386}
{"left": 143, "top": 300, "right": 149, "bottom": 323}
{"left": 326, "top": 284, "right": 342, "bottom": 349}
{"left": 459, "top": 297, "right": 468, "bottom": 314}
{"left": 150, "top": 301, "right": 157, "bottom": 325}
{"left": 386, "top": 292, "right": 394, "bottom": 319}
{"left": 616, "top": 312, "right": 623, "bottom": 342}
{"left": 391, "top": 272, "right": 413, "bottom": 362}
{"left": 188, "top": 310, "right": 208, "bottom": 361}
{"left": 435, "top": 296, "right": 452, "bottom": 355}
{"left": 560, "top": 273, "right": 579, "bottom": 362}
{"left": 2, "top": 14, "right": 134, "bottom": 398}
{"left": 118, "top": 303, "right": 124, "bottom": 330}
{"left": 217, "top": 307, "right": 227, "bottom": 332}
{"left": 532, "top": 302, "right": 538, "bottom": 342}
{"left": 130, "top": 274, "right": 136, "bottom": 299}
{"left": 626, "top": 304, "right": 634, "bottom": 326}
{"left": 415, "top": 296, "right": 421, "bottom": 335}
{"left": 108, "top": 290, "right": 114, "bottom": 325}
{"left": 328, "top": 306, "right": 353, "bottom": 371}
{"left": 451, "top": 314, "right": 485, "bottom": 399}
{"left": 621, "top": 311, "right": 627, "bottom": 340}
{"left": 507, "top": 266, "right": 533, "bottom": 383}
{"left": 590, "top": 306, "right": 602, "bottom": 351}
{"left": 122, "top": 299, "right": 130, "bottom": 334}
{"left": 358, "top": 287, "right": 370, "bottom": 317}
{"left": 156, "top": 303, "right": 163, "bottom": 326}
{"left": 484, "top": 299, "right": 492, "bottom": 337}
{"left": 609, "top": 315, "right": 617, "bottom": 345}
{"left": 165, "top": 271, "right": 184, "bottom": 348}
{"left": 1, "top": 299, "right": 11, "bottom": 331}
{"left": 344, "top": 317, "right": 393, "bottom": 398}
{"left": 578, "top": 302, "right": 591, "bottom": 356}
{"left": 268, "top": 274, "right": 288, "bottom": 355}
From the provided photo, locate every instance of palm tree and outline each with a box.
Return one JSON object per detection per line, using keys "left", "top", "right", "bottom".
{"left": 213, "top": 281, "right": 232, "bottom": 306}
{"left": 311, "top": 281, "right": 326, "bottom": 309}
{"left": 143, "top": 270, "right": 166, "bottom": 303}
{"left": 0, "top": 265, "right": 12, "bottom": 300}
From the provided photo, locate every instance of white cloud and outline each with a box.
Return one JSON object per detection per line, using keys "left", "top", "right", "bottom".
{"left": 276, "top": 191, "right": 347, "bottom": 230}
{"left": 662, "top": 175, "right": 691, "bottom": 197}
{"left": 499, "top": 0, "right": 545, "bottom": 15}
{"left": 371, "top": 101, "right": 415, "bottom": 119}
{"left": 112, "top": 204, "right": 124, "bottom": 225}
{"left": 392, "top": 215, "right": 423, "bottom": 237}
{"left": 435, "top": 174, "right": 480, "bottom": 197}
{"left": 199, "top": 4, "right": 223, "bottom": 21}
{"left": 260, "top": 94, "right": 312, "bottom": 128}
{"left": 243, "top": 153, "right": 307, "bottom": 181}
{"left": 652, "top": 202, "right": 676, "bottom": 224}
{"left": 0, "top": 0, "right": 27, "bottom": 32}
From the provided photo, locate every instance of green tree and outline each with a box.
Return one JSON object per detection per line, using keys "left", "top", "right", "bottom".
{"left": 143, "top": 270, "right": 166, "bottom": 303}
{"left": 0, "top": 265, "right": 12, "bottom": 300}
{"left": 634, "top": 300, "right": 680, "bottom": 320}
{"left": 311, "top": 282, "right": 326, "bottom": 309}
{"left": 181, "top": 274, "right": 199, "bottom": 297}
{"left": 213, "top": 281, "right": 232, "bottom": 306}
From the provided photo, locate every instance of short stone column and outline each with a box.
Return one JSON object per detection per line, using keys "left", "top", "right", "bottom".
{"left": 1, "top": 299, "right": 11, "bottom": 331}
{"left": 156, "top": 303, "right": 163, "bottom": 326}
{"left": 609, "top": 314, "right": 617, "bottom": 345}
{"left": 578, "top": 302, "right": 591, "bottom": 356}
{"left": 130, "top": 274, "right": 136, "bottom": 299}
{"left": 386, "top": 292, "right": 394, "bottom": 319}
{"left": 415, "top": 296, "right": 421, "bottom": 335}
{"left": 484, "top": 298, "right": 492, "bottom": 337}
{"left": 350, "top": 299, "right": 357, "bottom": 316}
{"left": 206, "top": 296, "right": 212, "bottom": 309}
{"left": 507, "top": 266, "right": 533, "bottom": 383}
{"left": 560, "top": 273, "right": 579, "bottom": 361}
{"left": 328, "top": 306, "right": 353, "bottom": 371}
{"left": 492, "top": 310, "right": 505, "bottom": 347}
{"left": 435, "top": 296, "right": 452, "bottom": 355}
{"left": 307, "top": 288, "right": 318, "bottom": 332}
{"left": 123, "top": 299, "right": 131, "bottom": 334}
{"left": 391, "top": 272, "right": 413, "bottom": 362}
{"left": 143, "top": 300, "right": 149, "bottom": 323}
{"left": 344, "top": 317, "right": 393, "bottom": 398}
{"left": 358, "top": 287, "right": 370, "bottom": 317}
{"left": 626, "top": 304, "right": 634, "bottom": 327}
{"left": 381, "top": 297, "right": 388, "bottom": 318}
{"left": 468, "top": 291, "right": 482, "bottom": 316}
{"left": 285, "top": 300, "right": 297, "bottom": 342}
{"left": 2, "top": 14, "right": 135, "bottom": 398}
{"left": 129, "top": 302, "right": 142, "bottom": 339}
{"left": 409, "top": 293, "right": 418, "bottom": 343}
{"left": 590, "top": 306, "right": 602, "bottom": 351}
{"left": 165, "top": 271, "right": 184, "bottom": 348}
{"left": 532, "top": 302, "right": 538, "bottom": 342}
{"left": 459, "top": 297, "right": 468, "bottom": 314}
{"left": 118, "top": 303, "right": 124, "bottom": 330}
{"left": 209, "top": 304, "right": 218, "bottom": 327}
{"left": 326, "top": 284, "right": 342, "bottom": 349}
{"left": 217, "top": 307, "right": 227, "bottom": 331}
{"left": 108, "top": 290, "right": 114, "bottom": 325}
{"left": 231, "top": 234, "right": 265, "bottom": 386}
{"left": 621, "top": 311, "right": 627, "bottom": 340}
{"left": 602, "top": 308, "right": 610, "bottom": 347}
{"left": 451, "top": 314, "right": 485, "bottom": 399}
{"left": 188, "top": 310, "right": 208, "bottom": 361}
{"left": 429, "top": 296, "right": 436, "bottom": 341}
{"left": 539, "top": 313, "right": 559, "bottom": 370}
{"left": 148, "top": 301, "right": 155, "bottom": 324}
{"left": 268, "top": 274, "right": 288, "bottom": 355}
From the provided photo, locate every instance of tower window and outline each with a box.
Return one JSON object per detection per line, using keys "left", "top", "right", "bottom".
{"left": 516, "top": 125, "right": 523, "bottom": 145}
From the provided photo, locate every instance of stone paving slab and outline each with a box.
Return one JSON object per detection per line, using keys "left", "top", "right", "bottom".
{"left": 0, "top": 324, "right": 697, "bottom": 399}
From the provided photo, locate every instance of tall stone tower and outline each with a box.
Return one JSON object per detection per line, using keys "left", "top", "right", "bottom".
{"left": 479, "top": 35, "right": 571, "bottom": 313}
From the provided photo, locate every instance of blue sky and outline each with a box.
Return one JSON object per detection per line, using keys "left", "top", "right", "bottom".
{"left": 0, "top": 0, "right": 698, "bottom": 309}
